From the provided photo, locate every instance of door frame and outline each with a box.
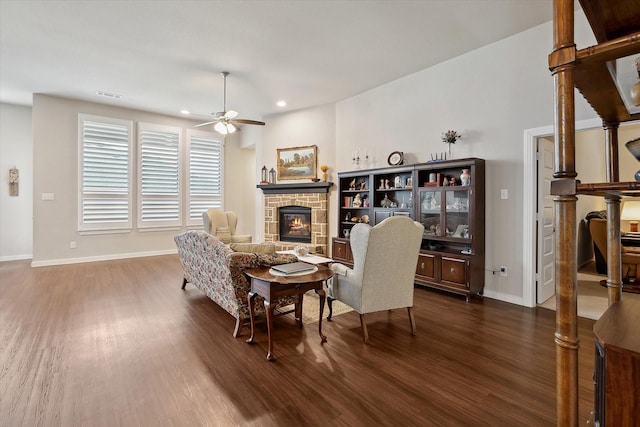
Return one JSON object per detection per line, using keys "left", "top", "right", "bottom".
{"left": 522, "top": 118, "right": 602, "bottom": 308}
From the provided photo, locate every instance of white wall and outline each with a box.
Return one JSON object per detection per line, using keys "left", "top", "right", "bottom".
{"left": 0, "top": 103, "right": 33, "bottom": 261}
{"left": 30, "top": 94, "right": 251, "bottom": 265}
{"left": 224, "top": 131, "right": 256, "bottom": 237}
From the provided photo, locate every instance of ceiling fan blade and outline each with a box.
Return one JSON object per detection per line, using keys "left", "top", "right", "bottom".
{"left": 195, "top": 120, "right": 220, "bottom": 128}
{"left": 224, "top": 110, "right": 238, "bottom": 119}
{"left": 231, "top": 119, "right": 266, "bottom": 126}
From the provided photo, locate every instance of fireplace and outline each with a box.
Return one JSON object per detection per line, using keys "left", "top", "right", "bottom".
{"left": 259, "top": 181, "right": 332, "bottom": 255}
{"left": 279, "top": 206, "right": 312, "bottom": 243}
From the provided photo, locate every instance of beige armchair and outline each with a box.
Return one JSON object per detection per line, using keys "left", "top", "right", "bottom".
{"left": 203, "top": 208, "right": 252, "bottom": 244}
{"left": 328, "top": 216, "right": 424, "bottom": 343}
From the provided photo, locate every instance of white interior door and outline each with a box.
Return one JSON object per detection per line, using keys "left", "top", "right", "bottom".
{"left": 537, "top": 138, "right": 555, "bottom": 304}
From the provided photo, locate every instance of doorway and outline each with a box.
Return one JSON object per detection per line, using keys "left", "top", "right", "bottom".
{"left": 522, "top": 118, "right": 602, "bottom": 307}
{"left": 524, "top": 119, "right": 640, "bottom": 309}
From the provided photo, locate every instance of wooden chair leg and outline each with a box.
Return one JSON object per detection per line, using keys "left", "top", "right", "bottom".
{"left": 407, "top": 307, "right": 416, "bottom": 336}
{"left": 359, "top": 313, "right": 369, "bottom": 344}
{"left": 327, "top": 296, "right": 334, "bottom": 321}
{"left": 233, "top": 318, "right": 242, "bottom": 338}
{"left": 181, "top": 278, "right": 188, "bottom": 289}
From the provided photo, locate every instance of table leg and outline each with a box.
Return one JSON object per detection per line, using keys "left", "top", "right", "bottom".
{"left": 316, "top": 287, "right": 327, "bottom": 343}
{"left": 246, "top": 291, "right": 256, "bottom": 344}
{"left": 294, "top": 293, "right": 304, "bottom": 328}
{"left": 265, "top": 300, "right": 275, "bottom": 361}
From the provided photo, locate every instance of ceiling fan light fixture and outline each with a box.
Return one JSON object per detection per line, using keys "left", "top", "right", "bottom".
{"left": 195, "top": 71, "right": 265, "bottom": 132}
{"left": 214, "top": 122, "right": 228, "bottom": 134}
{"left": 214, "top": 121, "right": 237, "bottom": 135}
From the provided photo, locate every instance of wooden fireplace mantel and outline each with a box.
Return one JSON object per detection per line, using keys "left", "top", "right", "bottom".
{"left": 257, "top": 182, "right": 334, "bottom": 194}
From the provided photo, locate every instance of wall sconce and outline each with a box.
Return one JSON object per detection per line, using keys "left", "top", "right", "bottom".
{"left": 9, "top": 167, "right": 19, "bottom": 197}
{"left": 260, "top": 165, "right": 268, "bottom": 184}
{"left": 269, "top": 168, "right": 276, "bottom": 184}
{"left": 352, "top": 148, "right": 361, "bottom": 169}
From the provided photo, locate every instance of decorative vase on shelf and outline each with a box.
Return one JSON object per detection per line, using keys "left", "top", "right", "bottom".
{"left": 460, "top": 169, "right": 471, "bottom": 186}
{"left": 320, "top": 165, "right": 329, "bottom": 182}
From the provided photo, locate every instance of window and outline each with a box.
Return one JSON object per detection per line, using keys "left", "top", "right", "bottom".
{"left": 78, "top": 114, "right": 133, "bottom": 233}
{"left": 78, "top": 117, "right": 222, "bottom": 233}
{"left": 187, "top": 129, "right": 223, "bottom": 226}
{"left": 137, "top": 123, "right": 181, "bottom": 229}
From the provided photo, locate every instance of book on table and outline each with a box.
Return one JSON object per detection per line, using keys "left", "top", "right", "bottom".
{"left": 271, "top": 262, "right": 316, "bottom": 274}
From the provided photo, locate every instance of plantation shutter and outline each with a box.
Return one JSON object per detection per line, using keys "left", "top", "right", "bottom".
{"left": 138, "top": 124, "right": 181, "bottom": 228}
{"left": 79, "top": 115, "right": 133, "bottom": 232}
{"left": 187, "top": 130, "right": 223, "bottom": 226}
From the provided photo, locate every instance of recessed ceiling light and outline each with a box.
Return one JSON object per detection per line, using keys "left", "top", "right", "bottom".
{"left": 96, "top": 91, "right": 122, "bottom": 99}
{"left": 180, "top": 109, "right": 190, "bottom": 115}
{"left": 276, "top": 100, "right": 287, "bottom": 107}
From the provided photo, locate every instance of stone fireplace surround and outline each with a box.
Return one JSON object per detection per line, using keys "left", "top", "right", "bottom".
{"left": 258, "top": 182, "right": 333, "bottom": 255}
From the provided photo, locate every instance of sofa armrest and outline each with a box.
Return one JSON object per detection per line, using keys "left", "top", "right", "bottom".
{"left": 254, "top": 253, "right": 297, "bottom": 268}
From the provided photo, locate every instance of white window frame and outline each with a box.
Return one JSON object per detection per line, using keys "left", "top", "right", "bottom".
{"left": 78, "top": 114, "right": 133, "bottom": 234}
{"left": 186, "top": 129, "right": 224, "bottom": 227}
{"left": 137, "top": 122, "right": 182, "bottom": 230}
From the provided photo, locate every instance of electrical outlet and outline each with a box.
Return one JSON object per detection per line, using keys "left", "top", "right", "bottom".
{"left": 70, "top": 241, "right": 76, "bottom": 249}
{"left": 500, "top": 189, "right": 508, "bottom": 200}
{"left": 499, "top": 266, "right": 507, "bottom": 277}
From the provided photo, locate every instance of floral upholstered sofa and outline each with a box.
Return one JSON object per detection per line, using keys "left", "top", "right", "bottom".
{"left": 174, "top": 230, "right": 297, "bottom": 337}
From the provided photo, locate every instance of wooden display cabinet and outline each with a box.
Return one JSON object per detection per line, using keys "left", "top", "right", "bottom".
{"left": 333, "top": 158, "right": 485, "bottom": 300}
{"left": 414, "top": 158, "right": 485, "bottom": 301}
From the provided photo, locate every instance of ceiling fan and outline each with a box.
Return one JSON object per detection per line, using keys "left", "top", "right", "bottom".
{"left": 195, "top": 71, "right": 265, "bottom": 134}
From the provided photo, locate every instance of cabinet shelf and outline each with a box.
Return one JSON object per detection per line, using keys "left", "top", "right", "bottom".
{"left": 424, "top": 234, "right": 472, "bottom": 242}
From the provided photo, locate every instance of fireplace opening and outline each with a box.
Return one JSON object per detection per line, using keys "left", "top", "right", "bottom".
{"left": 279, "top": 206, "right": 312, "bottom": 243}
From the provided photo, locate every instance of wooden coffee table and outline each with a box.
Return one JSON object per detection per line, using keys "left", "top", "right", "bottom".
{"left": 244, "top": 265, "right": 333, "bottom": 361}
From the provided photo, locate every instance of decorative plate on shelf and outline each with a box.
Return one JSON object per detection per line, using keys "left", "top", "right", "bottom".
{"left": 387, "top": 151, "right": 404, "bottom": 166}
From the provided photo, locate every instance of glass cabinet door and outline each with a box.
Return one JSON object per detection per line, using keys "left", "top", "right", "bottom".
{"left": 445, "top": 190, "right": 469, "bottom": 238}
{"left": 419, "top": 190, "right": 441, "bottom": 236}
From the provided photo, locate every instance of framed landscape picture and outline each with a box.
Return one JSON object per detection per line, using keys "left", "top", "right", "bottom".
{"left": 276, "top": 145, "right": 317, "bottom": 180}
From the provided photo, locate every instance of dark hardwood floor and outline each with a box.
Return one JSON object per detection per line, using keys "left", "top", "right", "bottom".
{"left": 1, "top": 255, "right": 597, "bottom": 426}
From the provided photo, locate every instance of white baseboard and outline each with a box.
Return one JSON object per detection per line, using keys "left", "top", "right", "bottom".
{"left": 482, "top": 289, "right": 525, "bottom": 306}
{"left": 0, "top": 254, "right": 33, "bottom": 262}
{"left": 30, "top": 249, "right": 178, "bottom": 267}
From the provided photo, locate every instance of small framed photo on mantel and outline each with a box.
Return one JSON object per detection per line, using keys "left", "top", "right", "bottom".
{"left": 277, "top": 145, "right": 317, "bottom": 180}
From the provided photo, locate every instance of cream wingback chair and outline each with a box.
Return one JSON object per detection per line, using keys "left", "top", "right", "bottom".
{"left": 203, "top": 208, "right": 252, "bottom": 244}
{"left": 328, "top": 216, "right": 424, "bottom": 343}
